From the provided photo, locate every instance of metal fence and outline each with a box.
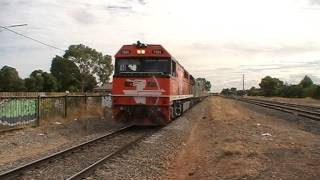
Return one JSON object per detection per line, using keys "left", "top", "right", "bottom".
{"left": 0, "top": 93, "right": 112, "bottom": 132}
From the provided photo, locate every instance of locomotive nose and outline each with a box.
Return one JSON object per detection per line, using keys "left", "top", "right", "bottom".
{"left": 116, "top": 105, "right": 166, "bottom": 125}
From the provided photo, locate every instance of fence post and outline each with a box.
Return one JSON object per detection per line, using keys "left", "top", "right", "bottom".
{"left": 64, "top": 94, "right": 68, "bottom": 118}
{"left": 36, "top": 95, "right": 41, "bottom": 127}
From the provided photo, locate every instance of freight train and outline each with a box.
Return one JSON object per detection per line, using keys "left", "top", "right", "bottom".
{"left": 112, "top": 41, "right": 208, "bottom": 125}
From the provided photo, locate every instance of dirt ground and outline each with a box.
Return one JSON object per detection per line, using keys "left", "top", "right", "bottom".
{"left": 165, "top": 96, "right": 320, "bottom": 180}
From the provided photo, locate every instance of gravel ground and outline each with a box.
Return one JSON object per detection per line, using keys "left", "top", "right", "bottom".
{"left": 85, "top": 99, "right": 209, "bottom": 180}
{"left": 16, "top": 127, "right": 152, "bottom": 180}
{"left": 165, "top": 96, "right": 320, "bottom": 179}
{"left": 238, "top": 100, "right": 320, "bottom": 135}
{"left": 0, "top": 109, "right": 123, "bottom": 174}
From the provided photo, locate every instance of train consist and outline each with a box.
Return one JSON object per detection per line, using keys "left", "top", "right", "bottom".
{"left": 112, "top": 41, "right": 208, "bottom": 125}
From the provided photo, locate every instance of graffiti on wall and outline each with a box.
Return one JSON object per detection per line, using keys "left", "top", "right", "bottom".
{"left": 0, "top": 99, "right": 37, "bottom": 126}
{"left": 102, "top": 96, "right": 112, "bottom": 108}
{"left": 41, "top": 98, "right": 64, "bottom": 119}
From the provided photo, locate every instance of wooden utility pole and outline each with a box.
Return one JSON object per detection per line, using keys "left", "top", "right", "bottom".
{"left": 242, "top": 74, "right": 245, "bottom": 91}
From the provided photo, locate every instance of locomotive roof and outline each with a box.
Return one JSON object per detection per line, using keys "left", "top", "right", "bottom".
{"left": 115, "top": 43, "right": 172, "bottom": 58}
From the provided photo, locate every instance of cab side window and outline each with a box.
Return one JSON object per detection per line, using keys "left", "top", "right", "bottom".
{"left": 172, "top": 61, "right": 177, "bottom": 77}
{"left": 184, "top": 71, "right": 188, "bottom": 79}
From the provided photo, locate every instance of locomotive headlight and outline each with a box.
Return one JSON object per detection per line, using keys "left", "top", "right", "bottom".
{"left": 137, "top": 49, "right": 145, "bottom": 54}
{"left": 121, "top": 49, "right": 131, "bottom": 54}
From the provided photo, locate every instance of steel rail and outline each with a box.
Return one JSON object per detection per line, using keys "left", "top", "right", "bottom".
{"left": 66, "top": 133, "right": 149, "bottom": 180}
{"left": 244, "top": 98, "right": 320, "bottom": 111}
{"left": 242, "top": 98, "right": 320, "bottom": 116}
{"left": 0, "top": 125, "right": 133, "bottom": 179}
{"left": 237, "top": 98, "right": 320, "bottom": 121}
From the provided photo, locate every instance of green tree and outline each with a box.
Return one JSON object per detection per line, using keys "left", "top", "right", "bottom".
{"left": 205, "top": 81, "right": 212, "bottom": 91}
{"left": 63, "top": 44, "right": 113, "bottom": 91}
{"left": 299, "top": 75, "right": 313, "bottom": 88}
{"left": 302, "top": 84, "right": 319, "bottom": 98}
{"left": 221, "top": 88, "right": 231, "bottom": 96}
{"left": 25, "top": 70, "right": 44, "bottom": 91}
{"left": 25, "top": 70, "right": 58, "bottom": 92}
{"left": 230, "top": 87, "right": 237, "bottom": 95}
{"left": 259, "top": 76, "right": 284, "bottom": 97}
{"left": 83, "top": 74, "right": 97, "bottom": 92}
{"left": 314, "top": 85, "right": 320, "bottom": 99}
{"left": 0, "top": 66, "right": 25, "bottom": 91}
{"left": 220, "top": 87, "right": 241, "bottom": 96}
{"left": 196, "top": 78, "right": 211, "bottom": 91}
{"left": 93, "top": 54, "right": 113, "bottom": 85}
{"left": 236, "top": 90, "right": 246, "bottom": 96}
{"left": 281, "top": 85, "right": 303, "bottom": 98}
{"left": 247, "top": 87, "right": 262, "bottom": 96}
{"left": 42, "top": 72, "right": 58, "bottom": 92}
{"left": 50, "top": 56, "right": 81, "bottom": 92}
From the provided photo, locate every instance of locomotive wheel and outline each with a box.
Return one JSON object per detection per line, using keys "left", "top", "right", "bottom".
{"left": 174, "top": 102, "right": 183, "bottom": 117}
{"left": 170, "top": 106, "right": 175, "bottom": 120}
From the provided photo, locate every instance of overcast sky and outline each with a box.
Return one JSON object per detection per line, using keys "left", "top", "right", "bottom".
{"left": 1, "top": 0, "right": 320, "bottom": 92}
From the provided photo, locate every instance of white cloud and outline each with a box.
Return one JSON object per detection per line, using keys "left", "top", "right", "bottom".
{"left": 309, "top": 0, "right": 320, "bottom": 5}
{"left": 1, "top": 0, "right": 320, "bottom": 92}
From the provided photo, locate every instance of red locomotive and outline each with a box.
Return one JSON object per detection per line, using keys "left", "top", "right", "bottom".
{"left": 112, "top": 41, "right": 207, "bottom": 125}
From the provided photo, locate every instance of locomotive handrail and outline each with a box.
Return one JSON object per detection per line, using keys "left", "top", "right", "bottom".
{"left": 120, "top": 71, "right": 165, "bottom": 75}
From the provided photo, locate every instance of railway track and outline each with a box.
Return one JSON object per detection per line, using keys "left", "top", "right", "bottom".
{"left": 234, "top": 97, "right": 320, "bottom": 121}
{"left": 245, "top": 98, "right": 320, "bottom": 111}
{"left": 0, "top": 125, "right": 157, "bottom": 179}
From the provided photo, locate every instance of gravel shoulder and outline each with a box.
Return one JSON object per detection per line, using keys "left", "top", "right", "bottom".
{"left": 164, "top": 96, "right": 320, "bottom": 179}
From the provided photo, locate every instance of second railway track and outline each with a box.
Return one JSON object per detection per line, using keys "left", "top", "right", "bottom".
{"left": 0, "top": 125, "right": 158, "bottom": 180}
{"left": 234, "top": 97, "right": 320, "bottom": 121}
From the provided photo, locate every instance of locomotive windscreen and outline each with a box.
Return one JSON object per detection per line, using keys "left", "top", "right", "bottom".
{"left": 115, "top": 59, "right": 170, "bottom": 75}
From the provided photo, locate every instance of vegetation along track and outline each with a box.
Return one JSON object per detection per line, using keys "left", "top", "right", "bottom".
{"left": 234, "top": 97, "right": 320, "bottom": 121}
{"left": 0, "top": 125, "right": 158, "bottom": 179}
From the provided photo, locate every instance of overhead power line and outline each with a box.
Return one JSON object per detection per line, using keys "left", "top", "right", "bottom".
{"left": 5, "top": 24, "right": 28, "bottom": 28}
{"left": 0, "top": 23, "right": 27, "bottom": 32}
{"left": 0, "top": 25, "right": 65, "bottom": 52}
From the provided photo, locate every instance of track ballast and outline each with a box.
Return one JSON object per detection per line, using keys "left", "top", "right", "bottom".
{"left": 234, "top": 97, "right": 320, "bottom": 121}
{"left": 0, "top": 125, "right": 157, "bottom": 179}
